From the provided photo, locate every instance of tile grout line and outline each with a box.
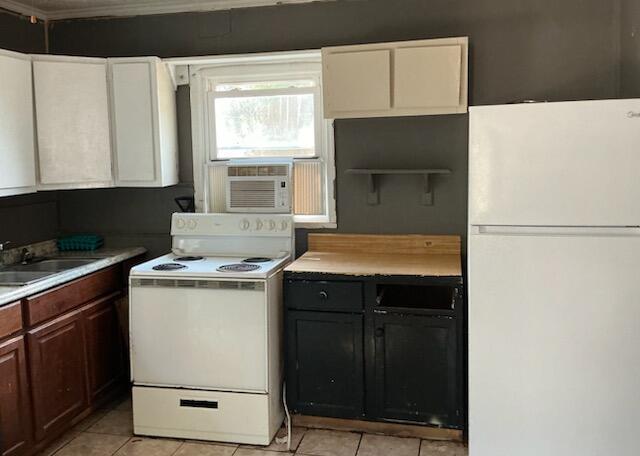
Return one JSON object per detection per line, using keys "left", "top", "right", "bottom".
{"left": 353, "top": 431, "right": 363, "bottom": 456}
{"left": 110, "top": 435, "right": 134, "bottom": 456}
{"left": 168, "top": 439, "right": 185, "bottom": 456}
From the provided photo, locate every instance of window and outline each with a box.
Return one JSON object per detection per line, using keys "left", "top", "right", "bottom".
{"left": 188, "top": 51, "right": 336, "bottom": 227}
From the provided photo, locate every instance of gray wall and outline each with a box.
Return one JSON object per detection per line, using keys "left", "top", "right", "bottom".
{"left": 621, "top": 0, "right": 640, "bottom": 97}
{"left": 0, "top": 10, "right": 57, "bottom": 248}
{"left": 1, "top": 0, "right": 632, "bottom": 255}
{"left": 47, "top": 0, "right": 624, "bottom": 255}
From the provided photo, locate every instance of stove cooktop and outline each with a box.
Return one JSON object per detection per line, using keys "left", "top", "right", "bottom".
{"left": 131, "top": 253, "right": 290, "bottom": 279}
{"left": 217, "top": 263, "right": 262, "bottom": 273}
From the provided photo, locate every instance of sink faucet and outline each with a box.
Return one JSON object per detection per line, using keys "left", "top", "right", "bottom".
{"left": 0, "top": 241, "right": 11, "bottom": 265}
{"left": 21, "top": 248, "right": 35, "bottom": 264}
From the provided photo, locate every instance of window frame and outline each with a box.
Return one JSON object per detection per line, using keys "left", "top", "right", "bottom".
{"left": 189, "top": 50, "right": 336, "bottom": 228}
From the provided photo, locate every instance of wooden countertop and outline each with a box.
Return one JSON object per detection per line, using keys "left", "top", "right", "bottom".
{"left": 285, "top": 234, "right": 462, "bottom": 277}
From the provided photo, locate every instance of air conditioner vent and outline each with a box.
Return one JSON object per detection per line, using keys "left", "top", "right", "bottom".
{"left": 228, "top": 165, "right": 289, "bottom": 177}
{"left": 229, "top": 180, "right": 276, "bottom": 208}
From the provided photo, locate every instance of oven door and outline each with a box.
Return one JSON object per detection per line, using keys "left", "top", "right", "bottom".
{"left": 130, "top": 277, "right": 268, "bottom": 393}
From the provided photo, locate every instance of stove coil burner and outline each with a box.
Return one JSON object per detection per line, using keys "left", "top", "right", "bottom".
{"left": 174, "top": 256, "right": 204, "bottom": 262}
{"left": 217, "top": 263, "right": 261, "bottom": 273}
{"left": 152, "top": 263, "right": 187, "bottom": 271}
{"left": 242, "top": 257, "right": 272, "bottom": 263}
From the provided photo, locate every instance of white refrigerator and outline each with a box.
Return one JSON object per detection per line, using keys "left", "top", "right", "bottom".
{"left": 468, "top": 99, "right": 640, "bottom": 456}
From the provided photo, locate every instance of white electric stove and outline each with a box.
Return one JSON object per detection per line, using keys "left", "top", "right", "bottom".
{"left": 129, "top": 213, "right": 293, "bottom": 445}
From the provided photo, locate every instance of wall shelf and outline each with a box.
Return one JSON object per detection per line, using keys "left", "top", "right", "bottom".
{"left": 345, "top": 169, "right": 452, "bottom": 205}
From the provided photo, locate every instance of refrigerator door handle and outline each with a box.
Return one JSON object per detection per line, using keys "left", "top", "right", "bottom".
{"left": 470, "top": 225, "right": 640, "bottom": 237}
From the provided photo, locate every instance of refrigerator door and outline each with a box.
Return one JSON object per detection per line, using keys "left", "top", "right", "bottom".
{"left": 469, "top": 99, "right": 640, "bottom": 226}
{"left": 469, "top": 227, "right": 640, "bottom": 456}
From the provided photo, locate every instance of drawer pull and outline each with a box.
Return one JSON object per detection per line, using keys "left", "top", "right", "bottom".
{"left": 180, "top": 399, "right": 218, "bottom": 409}
{"left": 318, "top": 291, "right": 328, "bottom": 300}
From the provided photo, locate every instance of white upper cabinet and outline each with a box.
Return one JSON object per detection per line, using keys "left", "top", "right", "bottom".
{"left": 109, "top": 57, "right": 178, "bottom": 187}
{"left": 33, "top": 55, "right": 113, "bottom": 190}
{"left": 322, "top": 37, "right": 468, "bottom": 119}
{"left": 0, "top": 49, "right": 36, "bottom": 197}
{"left": 323, "top": 49, "right": 391, "bottom": 113}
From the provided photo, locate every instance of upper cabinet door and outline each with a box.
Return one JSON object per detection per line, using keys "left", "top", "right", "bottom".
{"left": 322, "top": 37, "right": 468, "bottom": 119}
{"left": 109, "top": 57, "right": 178, "bottom": 187}
{"left": 322, "top": 49, "right": 391, "bottom": 115}
{"left": 33, "top": 56, "right": 113, "bottom": 190}
{"left": 0, "top": 49, "right": 36, "bottom": 197}
{"left": 394, "top": 44, "right": 463, "bottom": 109}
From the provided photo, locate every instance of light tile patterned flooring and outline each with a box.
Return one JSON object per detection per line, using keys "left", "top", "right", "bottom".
{"left": 39, "top": 395, "right": 468, "bottom": 456}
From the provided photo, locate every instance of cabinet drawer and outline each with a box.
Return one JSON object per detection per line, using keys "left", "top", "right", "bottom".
{"left": 25, "top": 266, "right": 121, "bottom": 326}
{"left": 0, "top": 301, "right": 23, "bottom": 340}
{"left": 286, "top": 280, "right": 363, "bottom": 311}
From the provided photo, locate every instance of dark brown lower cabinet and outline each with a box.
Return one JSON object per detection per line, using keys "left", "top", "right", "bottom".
{"left": 286, "top": 311, "right": 364, "bottom": 418}
{"left": 27, "top": 308, "right": 88, "bottom": 442}
{"left": 82, "top": 292, "right": 124, "bottom": 403}
{"left": 373, "top": 313, "right": 458, "bottom": 425}
{"left": 0, "top": 256, "right": 143, "bottom": 456}
{"left": 0, "top": 336, "right": 32, "bottom": 456}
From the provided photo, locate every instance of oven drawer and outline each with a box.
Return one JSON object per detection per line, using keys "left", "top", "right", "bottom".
{"left": 133, "top": 386, "right": 272, "bottom": 445}
{"left": 285, "top": 279, "right": 363, "bottom": 312}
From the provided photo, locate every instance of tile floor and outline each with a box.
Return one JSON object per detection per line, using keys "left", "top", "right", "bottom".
{"left": 39, "top": 395, "right": 468, "bottom": 456}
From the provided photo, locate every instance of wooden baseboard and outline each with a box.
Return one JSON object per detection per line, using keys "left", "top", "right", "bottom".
{"left": 292, "top": 415, "right": 464, "bottom": 442}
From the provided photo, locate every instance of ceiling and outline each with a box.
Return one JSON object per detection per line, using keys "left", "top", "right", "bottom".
{"left": 0, "top": 0, "right": 323, "bottom": 20}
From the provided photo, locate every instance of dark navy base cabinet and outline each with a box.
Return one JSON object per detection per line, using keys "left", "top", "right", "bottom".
{"left": 286, "top": 311, "right": 364, "bottom": 418}
{"left": 284, "top": 273, "right": 465, "bottom": 430}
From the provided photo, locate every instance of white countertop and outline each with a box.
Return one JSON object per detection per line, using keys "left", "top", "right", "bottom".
{"left": 0, "top": 247, "right": 147, "bottom": 307}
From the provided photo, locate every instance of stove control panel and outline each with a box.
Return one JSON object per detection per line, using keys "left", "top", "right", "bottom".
{"left": 239, "top": 217, "right": 289, "bottom": 232}
{"left": 171, "top": 213, "right": 293, "bottom": 237}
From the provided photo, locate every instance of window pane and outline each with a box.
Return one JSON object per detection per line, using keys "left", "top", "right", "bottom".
{"left": 215, "top": 79, "right": 316, "bottom": 92}
{"left": 215, "top": 94, "right": 316, "bottom": 158}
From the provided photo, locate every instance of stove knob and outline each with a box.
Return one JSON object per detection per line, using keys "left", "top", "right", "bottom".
{"left": 175, "top": 217, "right": 186, "bottom": 229}
{"left": 279, "top": 221, "right": 289, "bottom": 231}
{"left": 239, "top": 219, "right": 251, "bottom": 231}
{"left": 187, "top": 219, "right": 197, "bottom": 230}
{"left": 267, "top": 220, "right": 276, "bottom": 231}
{"left": 254, "top": 219, "right": 264, "bottom": 230}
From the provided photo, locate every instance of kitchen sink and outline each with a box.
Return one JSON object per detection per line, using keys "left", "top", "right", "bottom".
{"left": 0, "top": 258, "right": 100, "bottom": 286}
{"left": 0, "top": 270, "right": 57, "bottom": 286}
{"left": 19, "top": 258, "right": 97, "bottom": 272}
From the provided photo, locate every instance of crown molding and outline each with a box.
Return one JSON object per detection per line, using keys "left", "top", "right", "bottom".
{"left": 0, "top": 0, "right": 49, "bottom": 19}
{"left": 1, "top": 0, "right": 328, "bottom": 21}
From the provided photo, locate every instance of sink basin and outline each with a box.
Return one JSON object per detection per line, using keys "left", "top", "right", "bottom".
{"left": 0, "top": 258, "right": 100, "bottom": 286}
{"left": 0, "top": 270, "right": 57, "bottom": 286}
{"left": 19, "top": 258, "right": 97, "bottom": 272}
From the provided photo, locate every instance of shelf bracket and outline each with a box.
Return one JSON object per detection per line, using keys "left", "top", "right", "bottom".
{"left": 422, "top": 173, "right": 433, "bottom": 206}
{"left": 367, "top": 174, "right": 379, "bottom": 205}
{"left": 346, "top": 168, "right": 452, "bottom": 206}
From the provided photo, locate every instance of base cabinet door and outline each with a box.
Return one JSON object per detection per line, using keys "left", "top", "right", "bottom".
{"left": 82, "top": 293, "right": 124, "bottom": 403}
{"left": 27, "top": 309, "right": 88, "bottom": 442}
{"left": 373, "top": 314, "right": 459, "bottom": 426}
{"left": 286, "top": 311, "right": 363, "bottom": 418}
{"left": 0, "top": 336, "right": 33, "bottom": 456}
